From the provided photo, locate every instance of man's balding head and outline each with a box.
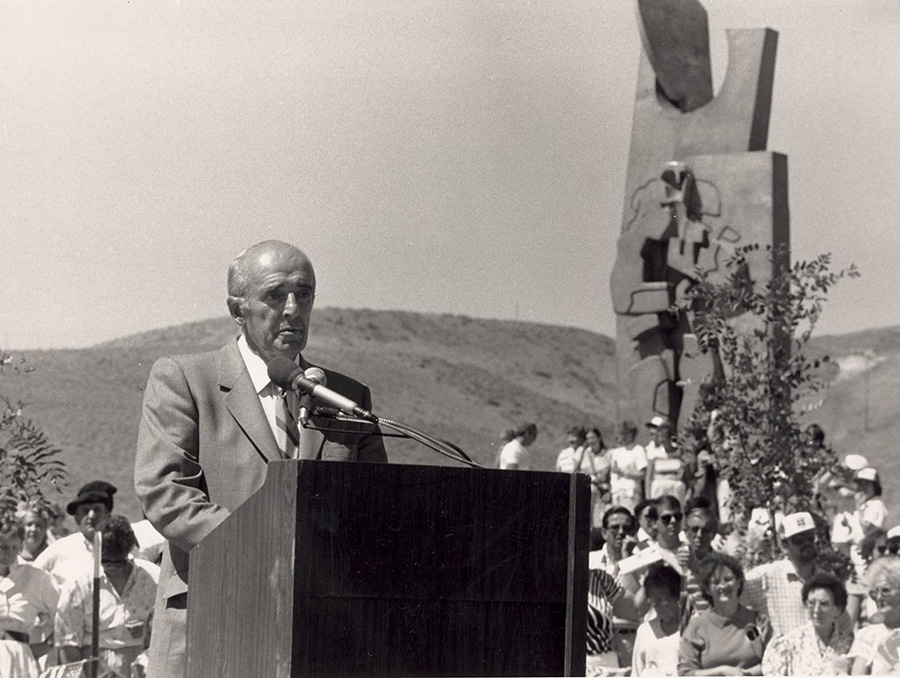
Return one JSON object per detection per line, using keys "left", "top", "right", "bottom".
{"left": 227, "top": 240, "right": 314, "bottom": 297}
{"left": 226, "top": 241, "right": 317, "bottom": 362}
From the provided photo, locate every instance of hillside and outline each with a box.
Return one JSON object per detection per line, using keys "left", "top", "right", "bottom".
{"left": 3, "top": 310, "right": 898, "bottom": 523}
{"left": 805, "top": 326, "right": 900, "bottom": 503}
{"left": 4, "top": 309, "right": 618, "bottom": 520}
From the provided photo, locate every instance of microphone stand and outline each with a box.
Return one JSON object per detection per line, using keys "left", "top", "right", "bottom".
{"left": 307, "top": 411, "right": 482, "bottom": 468}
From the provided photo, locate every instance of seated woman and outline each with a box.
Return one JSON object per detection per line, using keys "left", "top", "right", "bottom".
{"left": 0, "top": 514, "right": 59, "bottom": 678}
{"left": 678, "top": 552, "right": 771, "bottom": 676}
{"left": 850, "top": 557, "right": 900, "bottom": 675}
{"left": 762, "top": 572, "right": 854, "bottom": 675}
{"left": 54, "top": 515, "right": 158, "bottom": 678}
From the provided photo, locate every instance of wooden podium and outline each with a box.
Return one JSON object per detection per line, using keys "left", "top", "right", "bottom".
{"left": 186, "top": 461, "right": 590, "bottom": 677}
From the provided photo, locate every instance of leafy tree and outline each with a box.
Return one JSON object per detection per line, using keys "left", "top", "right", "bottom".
{"left": 676, "top": 244, "right": 859, "bottom": 525}
{"left": 0, "top": 351, "right": 68, "bottom": 516}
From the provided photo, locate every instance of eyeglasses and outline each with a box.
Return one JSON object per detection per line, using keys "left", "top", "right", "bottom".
{"left": 605, "top": 524, "right": 631, "bottom": 533}
{"left": 658, "top": 513, "right": 682, "bottom": 525}
{"left": 686, "top": 525, "right": 715, "bottom": 535}
{"left": 869, "top": 586, "right": 898, "bottom": 600}
{"left": 788, "top": 534, "right": 816, "bottom": 546}
{"left": 805, "top": 600, "right": 835, "bottom": 612}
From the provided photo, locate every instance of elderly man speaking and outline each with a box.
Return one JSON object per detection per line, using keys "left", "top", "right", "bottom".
{"left": 134, "top": 240, "right": 387, "bottom": 678}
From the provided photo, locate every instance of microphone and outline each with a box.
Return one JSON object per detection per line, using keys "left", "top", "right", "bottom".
{"left": 298, "top": 367, "right": 326, "bottom": 426}
{"left": 267, "top": 357, "right": 377, "bottom": 422}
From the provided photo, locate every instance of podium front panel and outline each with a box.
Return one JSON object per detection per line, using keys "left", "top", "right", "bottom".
{"left": 188, "top": 460, "right": 589, "bottom": 677}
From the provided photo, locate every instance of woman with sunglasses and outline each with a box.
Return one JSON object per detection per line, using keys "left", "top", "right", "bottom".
{"left": 762, "top": 572, "right": 853, "bottom": 675}
{"left": 678, "top": 552, "right": 771, "bottom": 676}
{"left": 849, "top": 557, "right": 900, "bottom": 674}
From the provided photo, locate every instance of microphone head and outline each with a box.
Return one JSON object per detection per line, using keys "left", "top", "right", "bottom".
{"left": 304, "top": 367, "right": 327, "bottom": 387}
{"left": 267, "top": 356, "right": 300, "bottom": 390}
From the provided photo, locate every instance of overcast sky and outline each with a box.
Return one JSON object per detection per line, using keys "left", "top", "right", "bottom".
{"left": 1, "top": 0, "right": 897, "bottom": 350}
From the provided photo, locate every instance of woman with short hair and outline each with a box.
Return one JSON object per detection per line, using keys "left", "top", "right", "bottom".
{"left": 16, "top": 502, "right": 51, "bottom": 562}
{"left": 762, "top": 572, "right": 853, "bottom": 675}
{"left": 850, "top": 556, "right": 900, "bottom": 674}
{"left": 678, "top": 552, "right": 771, "bottom": 676}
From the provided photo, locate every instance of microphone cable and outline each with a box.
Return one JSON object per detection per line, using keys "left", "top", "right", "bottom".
{"left": 317, "top": 411, "right": 481, "bottom": 468}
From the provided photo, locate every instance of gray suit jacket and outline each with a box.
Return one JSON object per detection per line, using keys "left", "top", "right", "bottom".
{"left": 133, "top": 339, "right": 387, "bottom": 600}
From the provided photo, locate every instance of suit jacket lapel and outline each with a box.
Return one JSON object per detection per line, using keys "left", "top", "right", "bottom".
{"left": 218, "top": 342, "right": 281, "bottom": 462}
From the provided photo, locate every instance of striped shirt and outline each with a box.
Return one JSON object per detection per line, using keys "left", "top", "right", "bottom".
{"left": 587, "top": 568, "right": 623, "bottom": 654}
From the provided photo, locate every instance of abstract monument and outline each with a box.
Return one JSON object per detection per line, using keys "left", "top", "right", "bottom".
{"left": 610, "top": 0, "right": 790, "bottom": 432}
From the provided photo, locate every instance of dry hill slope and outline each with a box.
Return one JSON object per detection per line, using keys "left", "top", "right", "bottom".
{"left": 7, "top": 309, "right": 618, "bottom": 520}
{"left": 806, "top": 326, "right": 900, "bottom": 510}
{"left": 5, "top": 311, "right": 899, "bottom": 522}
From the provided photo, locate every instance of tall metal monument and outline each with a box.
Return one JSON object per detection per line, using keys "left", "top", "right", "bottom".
{"left": 610, "top": 0, "right": 790, "bottom": 432}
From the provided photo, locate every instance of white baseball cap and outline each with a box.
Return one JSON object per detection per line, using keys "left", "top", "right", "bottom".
{"left": 887, "top": 526, "right": 900, "bottom": 541}
{"left": 855, "top": 467, "right": 881, "bottom": 484}
{"left": 843, "top": 454, "right": 869, "bottom": 471}
{"left": 781, "top": 512, "right": 816, "bottom": 539}
{"left": 646, "top": 416, "right": 668, "bottom": 428}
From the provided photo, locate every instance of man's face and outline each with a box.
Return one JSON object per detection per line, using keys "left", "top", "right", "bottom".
{"left": 638, "top": 505, "right": 658, "bottom": 539}
{"left": 235, "top": 247, "right": 316, "bottom": 363}
{"left": 656, "top": 425, "right": 672, "bottom": 446}
{"left": 618, "top": 428, "right": 636, "bottom": 446}
{"left": 785, "top": 530, "right": 817, "bottom": 564}
{"left": 604, "top": 512, "right": 633, "bottom": 552}
{"left": 567, "top": 434, "right": 582, "bottom": 448}
{"left": 75, "top": 502, "right": 109, "bottom": 541}
{"left": 685, "top": 512, "right": 716, "bottom": 555}
{"left": 655, "top": 507, "right": 682, "bottom": 544}
{"left": 0, "top": 532, "right": 22, "bottom": 569}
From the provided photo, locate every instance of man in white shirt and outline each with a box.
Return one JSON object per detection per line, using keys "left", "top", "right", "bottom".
{"left": 34, "top": 480, "right": 117, "bottom": 587}
{"left": 498, "top": 422, "right": 538, "bottom": 470}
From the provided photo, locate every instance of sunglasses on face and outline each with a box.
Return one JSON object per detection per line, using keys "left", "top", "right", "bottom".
{"left": 788, "top": 534, "right": 816, "bottom": 546}
{"left": 606, "top": 524, "right": 631, "bottom": 533}
{"left": 686, "top": 525, "right": 715, "bottom": 535}
{"left": 658, "top": 513, "right": 682, "bottom": 525}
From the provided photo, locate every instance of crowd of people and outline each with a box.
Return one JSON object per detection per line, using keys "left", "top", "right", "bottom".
{"left": 546, "top": 417, "right": 897, "bottom": 676}
{"left": 0, "top": 481, "right": 162, "bottom": 678}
